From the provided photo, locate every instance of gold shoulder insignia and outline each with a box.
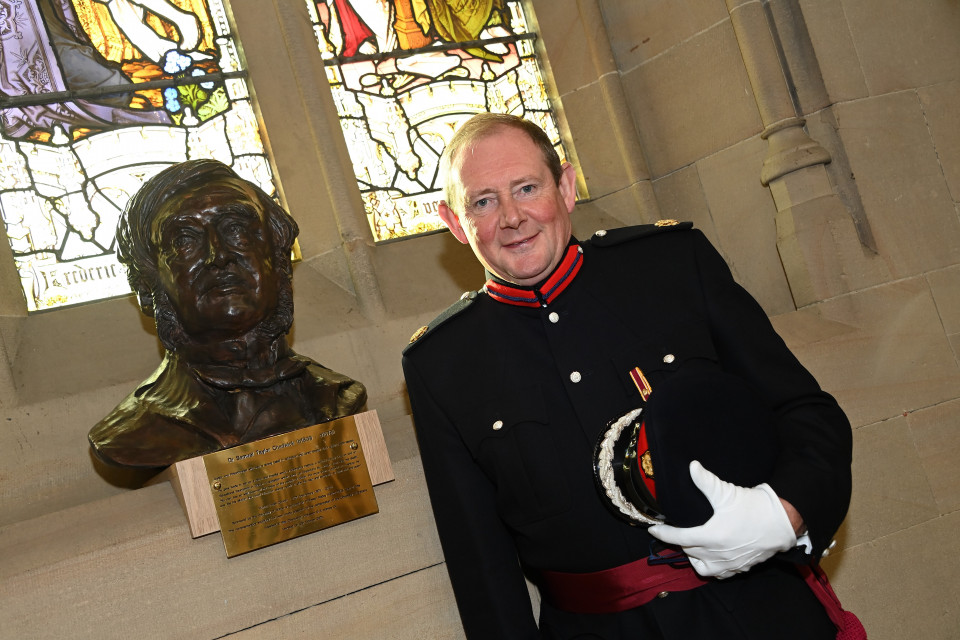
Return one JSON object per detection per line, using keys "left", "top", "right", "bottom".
{"left": 409, "top": 325, "right": 428, "bottom": 344}
{"left": 654, "top": 219, "right": 680, "bottom": 227}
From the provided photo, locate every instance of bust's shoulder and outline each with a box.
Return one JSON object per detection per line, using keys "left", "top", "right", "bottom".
{"left": 298, "top": 357, "right": 368, "bottom": 413}
{"left": 586, "top": 220, "right": 694, "bottom": 248}
{"left": 403, "top": 289, "right": 482, "bottom": 356}
{"left": 88, "top": 396, "right": 213, "bottom": 468}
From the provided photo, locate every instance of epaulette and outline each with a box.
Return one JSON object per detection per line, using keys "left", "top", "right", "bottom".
{"left": 403, "top": 289, "right": 480, "bottom": 354}
{"left": 589, "top": 220, "right": 693, "bottom": 247}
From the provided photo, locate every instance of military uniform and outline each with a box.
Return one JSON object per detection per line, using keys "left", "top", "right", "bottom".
{"left": 402, "top": 224, "right": 851, "bottom": 639}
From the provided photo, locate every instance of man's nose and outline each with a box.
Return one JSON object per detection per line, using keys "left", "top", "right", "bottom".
{"left": 203, "top": 231, "right": 231, "bottom": 266}
{"left": 499, "top": 197, "right": 525, "bottom": 229}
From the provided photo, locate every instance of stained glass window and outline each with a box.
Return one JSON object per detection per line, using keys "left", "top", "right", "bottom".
{"left": 0, "top": 0, "right": 276, "bottom": 312}
{"left": 308, "top": 0, "right": 570, "bottom": 242}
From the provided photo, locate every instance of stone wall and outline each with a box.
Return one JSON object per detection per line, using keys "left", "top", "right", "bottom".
{"left": 1, "top": 0, "right": 957, "bottom": 638}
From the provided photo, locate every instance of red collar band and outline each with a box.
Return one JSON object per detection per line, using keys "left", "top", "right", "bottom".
{"left": 485, "top": 244, "right": 583, "bottom": 308}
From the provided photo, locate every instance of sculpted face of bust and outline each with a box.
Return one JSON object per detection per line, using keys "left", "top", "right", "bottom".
{"left": 151, "top": 178, "right": 279, "bottom": 340}
{"left": 91, "top": 160, "right": 368, "bottom": 471}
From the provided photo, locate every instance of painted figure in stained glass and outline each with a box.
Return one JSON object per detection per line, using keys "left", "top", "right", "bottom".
{"left": 310, "top": 0, "right": 568, "bottom": 242}
{"left": 0, "top": 0, "right": 229, "bottom": 142}
{"left": 411, "top": 0, "right": 510, "bottom": 60}
{"left": 93, "top": 0, "right": 207, "bottom": 64}
{"left": 316, "top": 0, "right": 513, "bottom": 93}
{"left": 0, "top": 0, "right": 171, "bottom": 142}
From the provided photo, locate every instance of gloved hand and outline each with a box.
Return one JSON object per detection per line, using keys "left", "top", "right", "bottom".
{"left": 648, "top": 460, "right": 797, "bottom": 579}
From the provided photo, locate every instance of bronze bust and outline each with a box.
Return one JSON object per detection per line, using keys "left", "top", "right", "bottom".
{"left": 89, "top": 160, "right": 367, "bottom": 469}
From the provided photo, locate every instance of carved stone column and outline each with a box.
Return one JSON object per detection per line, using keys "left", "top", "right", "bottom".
{"left": 724, "top": 0, "right": 831, "bottom": 181}
{"left": 725, "top": 0, "right": 874, "bottom": 307}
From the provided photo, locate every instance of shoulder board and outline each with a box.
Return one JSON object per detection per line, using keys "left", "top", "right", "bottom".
{"left": 589, "top": 220, "right": 693, "bottom": 247}
{"left": 403, "top": 290, "right": 480, "bottom": 355}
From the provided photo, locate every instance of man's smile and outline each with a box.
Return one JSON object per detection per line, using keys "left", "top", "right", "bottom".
{"left": 502, "top": 232, "right": 539, "bottom": 250}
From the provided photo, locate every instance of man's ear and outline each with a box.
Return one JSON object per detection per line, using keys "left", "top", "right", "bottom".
{"left": 558, "top": 162, "right": 577, "bottom": 213}
{"left": 438, "top": 201, "right": 469, "bottom": 244}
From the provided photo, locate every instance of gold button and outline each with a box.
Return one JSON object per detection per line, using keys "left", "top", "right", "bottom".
{"left": 657, "top": 591, "right": 669, "bottom": 599}
{"left": 595, "top": 229, "right": 607, "bottom": 237}
{"left": 570, "top": 371, "right": 582, "bottom": 383}
{"left": 663, "top": 354, "right": 675, "bottom": 364}
{"left": 548, "top": 312, "right": 559, "bottom": 323}
{"left": 492, "top": 420, "right": 503, "bottom": 431}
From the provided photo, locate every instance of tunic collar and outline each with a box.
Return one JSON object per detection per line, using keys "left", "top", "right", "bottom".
{"left": 484, "top": 240, "right": 583, "bottom": 308}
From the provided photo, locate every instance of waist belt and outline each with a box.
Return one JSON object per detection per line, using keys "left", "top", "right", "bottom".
{"left": 538, "top": 556, "right": 708, "bottom": 614}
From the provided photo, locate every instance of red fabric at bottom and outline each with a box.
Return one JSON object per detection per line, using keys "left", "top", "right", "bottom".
{"left": 798, "top": 564, "right": 867, "bottom": 640}
{"left": 539, "top": 557, "right": 708, "bottom": 614}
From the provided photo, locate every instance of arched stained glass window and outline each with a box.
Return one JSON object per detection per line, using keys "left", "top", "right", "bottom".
{"left": 0, "top": 0, "right": 276, "bottom": 312}
{"left": 308, "top": 0, "right": 571, "bottom": 243}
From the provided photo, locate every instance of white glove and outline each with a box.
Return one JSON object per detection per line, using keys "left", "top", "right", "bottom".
{"left": 648, "top": 460, "right": 797, "bottom": 579}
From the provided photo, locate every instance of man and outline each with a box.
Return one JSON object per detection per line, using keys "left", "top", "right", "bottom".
{"left": 402, "top": 114, "right": 852, "bottom": 638}
{"left": 89, "top": 160, "right": 366, "bottom": 469}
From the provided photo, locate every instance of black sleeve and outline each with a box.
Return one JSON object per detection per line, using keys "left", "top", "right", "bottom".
{"left": 689, "top": 230, "right": 852, "bottom": 557}
{"left": 402, "top": 355, "right": 541, "bottom": 639}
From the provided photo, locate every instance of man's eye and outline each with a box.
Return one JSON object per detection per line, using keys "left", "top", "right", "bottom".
{"left": 223, "top": 221, "right": 246, "bottom": 240}
{"left": 220, "top": 213, "right": 260, "bottom": 245}
{"left": 475, "top": 198, "right": 490, "bottom": 209}
{"left": 520, "top": 184, "right": 535, "bottom": 194}
{"left": 171, "top": 233, "right": 196, "bottom": 251}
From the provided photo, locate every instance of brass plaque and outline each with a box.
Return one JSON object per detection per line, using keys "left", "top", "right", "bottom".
{"left": 203, "top": 416, "right": 378, "bottom": 557}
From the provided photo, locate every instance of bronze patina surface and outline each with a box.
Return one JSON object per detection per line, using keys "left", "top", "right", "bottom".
{"left": 88, "top": 160, "right": 366, "bottom": 472}
{"left": 205, "top": 415, "right": 378, "bottom": 557}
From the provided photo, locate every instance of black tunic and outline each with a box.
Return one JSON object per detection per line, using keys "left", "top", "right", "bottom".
{"left": 402, "top": 224, "right": 851, "bottom": 639}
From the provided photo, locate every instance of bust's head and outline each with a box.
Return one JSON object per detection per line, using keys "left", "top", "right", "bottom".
{"left": 117, "top": 160, "right": 298, "bottom": 350}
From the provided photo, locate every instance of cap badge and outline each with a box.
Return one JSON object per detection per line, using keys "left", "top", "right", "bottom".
{"left": 641, "top": 450, "right": 655, "bottom": 480}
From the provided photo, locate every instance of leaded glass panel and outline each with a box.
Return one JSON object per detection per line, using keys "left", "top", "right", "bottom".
{"left": 308, "top": 0, "right": 569, "bottom": 242}
{"left": 0, "top": 0, "right": 276, "bottom": 312}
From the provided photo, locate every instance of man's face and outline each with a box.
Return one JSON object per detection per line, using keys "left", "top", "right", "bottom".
{"left": 438, "top": 126, "right": 577, "bottom": 287}
{"left": 152, "top": 179, "right": 279, "bottom": 340}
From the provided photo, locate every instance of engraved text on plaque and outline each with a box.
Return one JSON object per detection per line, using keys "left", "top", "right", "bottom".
{"left": 203, "top": 416, "right": 378, "bottom": 557}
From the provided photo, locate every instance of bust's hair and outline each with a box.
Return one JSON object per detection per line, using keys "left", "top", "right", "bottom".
{"left": 116, "top": 159, "right": 298, "bottom": 350}
{"left": 439, "top": 113, "right": 563, "bottom": 211}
